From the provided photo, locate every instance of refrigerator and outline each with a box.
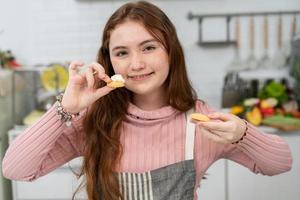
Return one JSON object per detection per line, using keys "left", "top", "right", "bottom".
{"left": 0, "top": 69, "right": 13, "bottom": 200}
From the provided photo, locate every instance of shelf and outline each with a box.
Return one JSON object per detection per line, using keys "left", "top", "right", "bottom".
{"left": 238, "top": 67, "right": 290, "bottom": 81}
{"left": 188, "top": 10, "right": 300, "bottom": 47}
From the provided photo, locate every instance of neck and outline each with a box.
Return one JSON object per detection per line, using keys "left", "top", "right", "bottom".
{"left": 133, "top": 89, "right": 168, "bottom": 111}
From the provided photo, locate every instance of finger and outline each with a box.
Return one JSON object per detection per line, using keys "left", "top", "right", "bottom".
{"left": 200, "top": 127, "right": 227, "bottom": 144}
{"left": 197, "top": 121, "right": 230, "bottom": 132}
{"left": 94, "top": 86, "right": 115, "bottom": 99}
{"left": 86, "top": 67, "right": 95, "bottom": 89}
{"left": 207, "top": 112, "right": 232, "bottom": 121}
{"left": 88, "top": 63, "right": 112, "bottom": 83}
{"left": 208, "top": 129, "right": 232, "bottom": 140}
{"left": 69, "top": 60, "right": 84, "bottom": 77}
{"left": 88, "top": 62, "right": 105, "bottom": 73}
{"left": 97, "top": 72, "right": 112, "bottom": 83}
{"left": 202, "top": 125, "right": 238, "bottom": 143}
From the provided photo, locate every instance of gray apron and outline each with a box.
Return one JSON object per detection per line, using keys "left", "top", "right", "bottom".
{"left": 118, "top": 109, "right": 196, "bottom": 200}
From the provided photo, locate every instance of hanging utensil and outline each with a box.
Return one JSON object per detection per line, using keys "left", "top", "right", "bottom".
{"left": 245, "top": 16, "right": 257, "bottom": 70}
{"left": 285, "top": 15, "right": 297, "bottom": 66}
{"left": 258, "top": 15, "right": 272, "bottom": 69}
{"left": 272, "top": 15, "right": 287, "bottom": 68}
{"left": 223, "top": 18, "right": 248, "bottom": 107}
{"left": 291, "top": 15, "right": 297, "bottom": 39}
{"left": 227, "top": 17, "right": 244, "bottom": 72}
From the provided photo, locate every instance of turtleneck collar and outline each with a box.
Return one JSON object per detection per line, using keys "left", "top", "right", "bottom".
{"left": 125, "top": 102, "right": 180, "bottom": 125}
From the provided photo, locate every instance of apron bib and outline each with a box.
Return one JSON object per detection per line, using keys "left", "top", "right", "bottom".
{"left": 117, "top": 109, "right": 196, "bottom": 200}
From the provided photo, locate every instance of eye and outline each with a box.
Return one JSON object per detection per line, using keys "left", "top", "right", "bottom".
{"left": 115, "top": 51, "right": 128, "bottom": 57}
{"left": 143, "top": 46, "right": 156, "bottom": 52}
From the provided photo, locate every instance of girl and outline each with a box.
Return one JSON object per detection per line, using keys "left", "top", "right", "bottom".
{"left": 2, "top": 1, "right": 292, "bottom": 200}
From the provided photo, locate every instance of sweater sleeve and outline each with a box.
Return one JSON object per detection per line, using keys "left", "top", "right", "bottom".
{"left": 2, "top": 103, "right": 86, "bottom": 181}
{"left": 195, "top": 100, "right": 292, "bottom": 176}
{"left": 222, "top": 122, "right": 292, "bottom": 175}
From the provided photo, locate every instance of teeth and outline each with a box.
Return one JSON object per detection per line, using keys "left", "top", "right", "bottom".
{"left": 130, "top": 73, "right": 152, "bottom": 79}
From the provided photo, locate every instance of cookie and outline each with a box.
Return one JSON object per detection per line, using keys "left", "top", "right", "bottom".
{"left": 107, "top": 81, "right": 125, "bottom": 88}
{"left": 107, "top": 74, "right": 125, "bottom": 88}
{"left": 191, "top": 113, "right": 210, "bottom": 122}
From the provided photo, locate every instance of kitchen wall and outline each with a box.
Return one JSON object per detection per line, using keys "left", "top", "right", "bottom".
{"left": 0, "top": 0, "right": 300, "bottom": 107}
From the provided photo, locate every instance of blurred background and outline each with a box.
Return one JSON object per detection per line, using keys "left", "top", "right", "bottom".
{"left": 0, "top": 0, "right": 300, "bottom": 200}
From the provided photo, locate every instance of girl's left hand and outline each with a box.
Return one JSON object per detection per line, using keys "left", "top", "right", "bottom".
{"left": 195, "top": 112, "right": 247, "bottom": 144}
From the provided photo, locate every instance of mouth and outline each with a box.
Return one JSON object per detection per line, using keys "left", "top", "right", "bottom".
{"left": 127, "top": 72, "right": 154, "bottom": 81}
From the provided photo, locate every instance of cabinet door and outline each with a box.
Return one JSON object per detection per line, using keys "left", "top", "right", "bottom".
{"left": 71, "top": 175, "right": 87, "bottom": 200}
{"left": 14, "top": 168, "right": 75, "bottom": 199}
{"left": 14, "top": 157, "right": 86, "bottom": 200}
{"left": 227, "top": 133, "right": 300, "bottom": 200}
{"left": 197, "top": 159, "right": 226, "bottom": 200}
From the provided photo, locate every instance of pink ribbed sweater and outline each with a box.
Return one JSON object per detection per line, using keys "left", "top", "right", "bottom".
{"left": 2, "top": 100, "right": 292, "bottom": 197}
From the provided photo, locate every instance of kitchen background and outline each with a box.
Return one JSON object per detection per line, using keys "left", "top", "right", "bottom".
{"left": 1, "top": 0, "right": 300, "bottom": 200}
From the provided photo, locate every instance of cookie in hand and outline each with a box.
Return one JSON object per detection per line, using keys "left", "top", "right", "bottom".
{"left": 107, "top": 74, "right": 125, "bottom": 88}
{"left": 191, "top": 113, "right": 210, "bottom": 122}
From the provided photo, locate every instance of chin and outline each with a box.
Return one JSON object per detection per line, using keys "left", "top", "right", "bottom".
{"left": 128, "top": 86, "right": 154, "bottom": 95}
{"left": 132, "top": 89, "right": 151, "bottom": 96}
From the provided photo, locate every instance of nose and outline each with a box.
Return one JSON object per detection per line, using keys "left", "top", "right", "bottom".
{"left": 130, "top": 52, "right": 145, "bottom": 71}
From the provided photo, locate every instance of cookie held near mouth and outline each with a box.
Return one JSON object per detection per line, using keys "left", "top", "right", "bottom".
{"left": 107, "top": 74, "right": 125, "bottom": 88}
{"left": 191, "top": 113, "right": 210, "bottom": 122}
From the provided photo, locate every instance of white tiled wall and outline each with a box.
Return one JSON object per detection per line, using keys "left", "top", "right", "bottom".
{"left": 1, "top": 0, "right": 300, "bottom": 107}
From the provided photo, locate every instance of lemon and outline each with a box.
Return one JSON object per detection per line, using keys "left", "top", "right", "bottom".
{"left": 41, "top": 64, "right": 68, "bottom": 91}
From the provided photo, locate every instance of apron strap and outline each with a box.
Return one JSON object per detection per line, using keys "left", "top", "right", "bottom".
{"left": 185, "top": 108, "right": 196, "bottom": 160}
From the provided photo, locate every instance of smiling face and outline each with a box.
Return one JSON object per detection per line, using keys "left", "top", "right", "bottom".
{"left": 109, "top": 20, "right": 170, "bottom": 98}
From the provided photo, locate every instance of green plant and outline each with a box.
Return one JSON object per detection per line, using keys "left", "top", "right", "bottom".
{"left": 258, "top": 81, "right": 288, "bottom": 106}
{"left": 291, "top": 56, "right": 300, "bottom": 107}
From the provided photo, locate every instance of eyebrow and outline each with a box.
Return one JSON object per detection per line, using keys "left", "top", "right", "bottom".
{"left": 111, "top": 39, "right": 158, "bottom": 52}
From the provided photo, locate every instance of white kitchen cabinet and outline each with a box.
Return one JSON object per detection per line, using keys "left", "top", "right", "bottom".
{"left": 0, "top": 69, "right": 14, "bottom": 200}
{"left": 8, "top": 127, "right": 87, "bottom": 200}
{"left": 197, "top": 159, "right": 226, "bottom": 200}
{"left": 0, "top": 134, "right": 13, "bottom": 200}
{"left": 13, "top": 161, "right": 85, "bottom": 200}
{"left": 227, "top": 131, "right": 300, "bottom": 200}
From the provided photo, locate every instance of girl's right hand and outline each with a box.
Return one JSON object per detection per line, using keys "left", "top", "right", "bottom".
{"left": 61, "top": 61, "right": 115, "bottom": 114}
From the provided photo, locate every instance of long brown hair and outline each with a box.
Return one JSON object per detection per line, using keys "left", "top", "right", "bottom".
{"left": 77, "top": 1, "right": 198, "bottom": 200}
